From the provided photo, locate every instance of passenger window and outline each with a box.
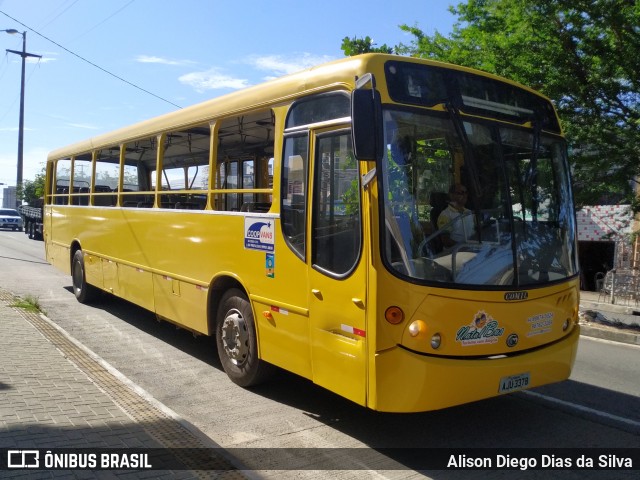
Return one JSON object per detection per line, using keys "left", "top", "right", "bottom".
{"left": 54, "top": 158, "right": 71, "bottom": 205}
{"left": 218, "top": 160, "right": 238, "bottom": 210}
{"left": 281, "top": 134, "right": 308, "bottom": 260}
{"left": 94, "top": 148, "right": 120, "bottom": 207}
{"left": 71, "top": 154, "right": 91, "bottom": 205}
{"left": 242, "top": 159, "right": 255, "bottom": 206}
{"left": 214, "top": 110, "right": 274, "bottom": 212}
{"left": 124, "top": 137, "right": 157, "bottom": 207}
{"left": 159, "top": 125, "right": 210, "bottom": 210}
{"left": 312, "top": 132, "right": 360, "bottom": 275}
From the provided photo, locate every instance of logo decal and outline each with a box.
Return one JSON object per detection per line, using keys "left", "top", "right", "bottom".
{"left": 506, "top": 333, "right": 519, "bottom": 347}
{"left": 456, "top": 311, "right": 505, "bottom": 346}
{"left": 244, "top": 217, "right": 275, "bottom": 252}
{"left": 505, "top": 291, "right": 528, "bottom": 301}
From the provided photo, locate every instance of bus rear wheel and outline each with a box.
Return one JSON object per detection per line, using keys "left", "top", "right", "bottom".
{"left": 71, "top": 250, "right": 99, "bottom": 304}
{"left": 216, "top": 288, "right": 274, "bottom": 387}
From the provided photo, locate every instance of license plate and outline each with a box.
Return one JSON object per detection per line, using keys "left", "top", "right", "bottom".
{"left": 499, "top": 372, "right": 530, "bottom": 393}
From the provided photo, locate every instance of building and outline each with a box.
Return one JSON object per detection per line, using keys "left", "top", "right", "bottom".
{"left": 2, "top": 186, "right": 17, "bottom": 208}
{"left": 577, "top": 204, "right": 637, "bottom": 291}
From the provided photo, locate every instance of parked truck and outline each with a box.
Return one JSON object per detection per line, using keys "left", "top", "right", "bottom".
{"left": 18, "top": 198, "right": 43, "bottom": 240}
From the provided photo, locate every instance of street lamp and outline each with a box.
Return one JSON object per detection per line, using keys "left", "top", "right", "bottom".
{"left": 3, "top": 29, "right": 41, "bottom": 208}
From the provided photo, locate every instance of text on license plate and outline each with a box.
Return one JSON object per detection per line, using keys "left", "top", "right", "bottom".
{"left": 499, "top": 372, "right": 530, "bottom": 393}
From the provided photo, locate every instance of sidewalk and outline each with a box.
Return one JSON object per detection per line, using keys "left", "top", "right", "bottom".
{"left": 0, "top": 289, "right": 246, "bottom": 479}
{"left": 579, "top": 290, "right": 640, "bottom": 346}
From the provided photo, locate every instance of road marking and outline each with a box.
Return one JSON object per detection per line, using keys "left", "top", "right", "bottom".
{"left": 522, "top": 390, "right": 640, "bottom": 431}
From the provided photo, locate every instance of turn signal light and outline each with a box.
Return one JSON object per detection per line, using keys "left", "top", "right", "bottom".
{"left": 408, "top": 320, "right": 427, "bottom": 337}
{"left": 385, "top": 306, "right": 404, "bottom": 324}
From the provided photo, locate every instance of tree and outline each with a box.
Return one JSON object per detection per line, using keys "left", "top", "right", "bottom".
{"left": 345, "top": 0, "right": 640, "bottom": 209}
{"left": 341, "top": 36, "right": 394, "bottom": 56}
{"left": 20, "top": 168, "right": 46, "bottom": 205}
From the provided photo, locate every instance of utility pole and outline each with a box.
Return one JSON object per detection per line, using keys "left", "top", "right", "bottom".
{"left": 5, "top": 30, "right": 41, "bottom": 208}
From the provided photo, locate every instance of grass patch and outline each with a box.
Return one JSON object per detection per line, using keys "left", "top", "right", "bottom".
{"left": 10, "top": 295, "right": 43, "bottom": 314}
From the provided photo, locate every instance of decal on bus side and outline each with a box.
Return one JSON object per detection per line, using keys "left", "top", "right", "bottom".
{"left": 244, "top": 217, "right": 275, "bottom": 252}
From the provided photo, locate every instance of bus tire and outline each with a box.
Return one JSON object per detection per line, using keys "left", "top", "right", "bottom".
{"left": 71, "top": 250, "right": 99, "bottom": 304}
{"left": 216, "top": 288, "right": 274, "bottom": 387}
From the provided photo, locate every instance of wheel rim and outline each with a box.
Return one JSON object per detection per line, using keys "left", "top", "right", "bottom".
{"left": 221, "top": 308, "right": 249, "bottom": 366}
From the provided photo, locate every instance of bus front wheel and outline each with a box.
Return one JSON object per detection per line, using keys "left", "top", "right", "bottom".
{"left": 216, "top": 288, "right": 274, "bottom": 387}
{"left": 71, "top": 250, "right": 99, "bottom": 304}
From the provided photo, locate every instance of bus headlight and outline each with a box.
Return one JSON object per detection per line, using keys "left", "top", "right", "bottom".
{"left": 562, "top": 318, "right": 570, "bottom": 331}
{"left": 431, "top": 333, "right": 442, "bottom": 350}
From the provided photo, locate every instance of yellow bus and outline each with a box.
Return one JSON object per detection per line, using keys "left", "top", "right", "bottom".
{"left": 44, "top": 54, "right": 580, "bottom": 412}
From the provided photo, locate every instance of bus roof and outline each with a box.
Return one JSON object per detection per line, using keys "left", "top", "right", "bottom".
{"left": 48, "top": 53, "right": 552, "bottom": 160}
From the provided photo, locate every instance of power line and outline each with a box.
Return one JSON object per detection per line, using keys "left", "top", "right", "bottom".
{"left": 0, "top": 9, "right": 183, "bottom": 110}
{"left": 69, "top": 0, "right": 137, "bottom": 43}
{"left": 38, "top": 0, "right": 81, "bottom": 31}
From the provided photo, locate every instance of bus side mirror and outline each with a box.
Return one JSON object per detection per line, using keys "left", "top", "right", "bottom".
{"left": 351, "top": 87, "right": 383, "bottom": 161}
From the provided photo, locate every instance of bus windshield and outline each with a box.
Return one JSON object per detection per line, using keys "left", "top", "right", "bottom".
{"left": 380, "top": 107, "right": 578, "bottom": 287}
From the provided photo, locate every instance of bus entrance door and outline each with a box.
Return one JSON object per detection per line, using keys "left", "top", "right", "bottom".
{"left": 308, "top": 130, "right": 367, "bottom": 406}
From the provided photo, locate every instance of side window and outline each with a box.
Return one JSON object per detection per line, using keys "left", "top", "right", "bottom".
{"left": 71, "top": 154, "right": 91, "bottom": 205}
{"left": 125, "top": 137, "right": 157, "bottom": 207}
{"left": 285, "top": 92, "right": 350, "bottom": 128}
{"left": 217, "top": 160, "right": 239, "bottom": 210}
{"left": 94, "top": 148, "right": 120, "bottom": 207}
{"left": 281, "top": 134, "right": 308, "bottom": 260}
{"left": 159, "top": 125, "right": 210, "bottom": 210}
{"left": 53, "top": 158, "right": 71, "bottom": 205}
{"left": 214, "top": 110, "right": 274, "bottom": 212}
{"left": 312, "top": 132, "right": 361, "bottom": 275}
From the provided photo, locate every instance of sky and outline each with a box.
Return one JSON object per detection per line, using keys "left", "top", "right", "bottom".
{"left": 0, "top": 0, "right": 457, "bottom": 194}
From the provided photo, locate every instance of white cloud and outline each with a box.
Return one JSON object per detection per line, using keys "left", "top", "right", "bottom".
{"left": 136, "top": 55, "right": 194, "bottom": 66}
{"left": 0, "top": 127, "right": 34, "bottom": 132}
{"left": 27, "top": 56, "right": 56, "bottom": 64}
{"left": 66, "top": 123, "right": 100, "bottom": 130}
{"left": 178, "top": 68, "right": 250, "bottom": 93}
{"left": 178, "top": 53, "right": 336, "bottom": 93}
{"left": 248, "top": 53, "right": 336, "bottom": 77}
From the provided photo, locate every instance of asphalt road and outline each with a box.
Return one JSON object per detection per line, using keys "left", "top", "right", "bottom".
{"left": 0, "top": 229, "right": 638, "bottom": 479}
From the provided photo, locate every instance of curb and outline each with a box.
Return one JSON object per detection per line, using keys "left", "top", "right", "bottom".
{"left": 579, "top": 323, "right": 640, "bottom": 346}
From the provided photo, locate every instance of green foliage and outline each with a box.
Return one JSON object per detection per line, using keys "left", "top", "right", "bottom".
{"left": 341, "top": 36, "right": 394, "bottom": 56}
{"left": 344, "top": 0, "right": 640, "bottom": 210}
{"left": 20, "top": 167, "right": 46, "bottom": 205}
{"left": 10, "top": 295, "right": 43, "bottom": 314}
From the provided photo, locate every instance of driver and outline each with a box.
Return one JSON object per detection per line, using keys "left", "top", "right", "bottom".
{"left": 437, "top": 183, "right": 474, "bottom": 248}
